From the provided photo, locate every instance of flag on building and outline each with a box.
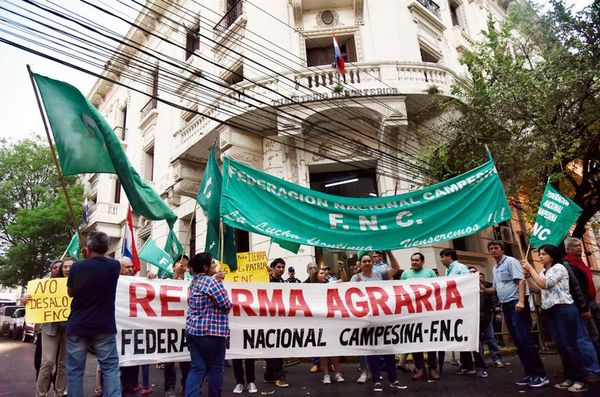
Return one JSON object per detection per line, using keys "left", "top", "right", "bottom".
{"left": 65, "top": 233, "right": 81, "bottom": 260}
{"left": 122, "top": 207, "right": 141, "bottom": 274}
{"left": 32, "top": 72, "right": 182, "bottom": 257}
{"left": 529, "top": 182, "right": 583, "bottom": 248}
{"left": 332, "top": 34, "right": 346, "bottom": 75}
{"left": 83, "top": 198, "right": 89, "bottom": 224}
{"left": 196, "top": 145, "right": 237, "bottom": 270}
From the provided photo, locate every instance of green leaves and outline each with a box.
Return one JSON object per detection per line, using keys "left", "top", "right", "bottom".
{"left": 426, "top": 0, "right": 599, "bottom": 236}
{"left": 0, "top": 137, "right": 82, "bottom": 286}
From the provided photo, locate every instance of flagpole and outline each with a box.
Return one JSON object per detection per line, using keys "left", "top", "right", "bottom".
{"left": 219, "top": 218, "right": 225, "bottom": 263}
{"left": 27, "top": 65, "right": 84, "bottom": 249}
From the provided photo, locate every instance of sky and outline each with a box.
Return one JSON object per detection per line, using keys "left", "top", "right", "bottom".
{"left": 0, "top": 0, "right": 593, "bottom": 143}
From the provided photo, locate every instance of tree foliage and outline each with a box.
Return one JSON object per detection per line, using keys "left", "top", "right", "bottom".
{"left": 428, "top": 0, "right": 599, "bottom": 236}
{"left": 0, "top": 137, "right": 82, "bottom": 287}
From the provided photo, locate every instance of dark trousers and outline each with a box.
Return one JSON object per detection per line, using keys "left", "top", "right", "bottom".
{"left": 459, "top": 351, "right": 486, "bottom": 370}
{"left": 233, "top": 359, "right": 256, "bottom": 384}
{"left": 367, "top": 355, "right": 397, "bottom": 383}
{"left": 164, "top": 361, "right": 191, "bottom": 391}
{"left": 413, "top": 352, "right": 437, "bottom": 370}
{"left": 264, "top": 359, "right": 284, "bottom": 381}
{"left": 121, "top": 365, "right": 140, "bottom": 392}
{"left": 502, "top": 299, "right": 545, "bottom": 377}
{"left": 34, "top": 333, "right": 42, "bottom": 380}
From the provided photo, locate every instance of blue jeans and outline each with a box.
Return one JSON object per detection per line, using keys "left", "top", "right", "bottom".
{"left": 141, "top": 364, "right": 150, "bottom": 388}
{"left": 185, "top": 334, "right": 226, "bottom": 397}
{"left": 367, "top": 355, "right": 397, "bottom": 383}
{"left": 502, "top": 299, "right": 545, "bottom": 377}
{"left": 483, "top": 319, "right": 501, "bottom": 361}
{"left": 574, "top": 309, "right": 600, "bottom": 374}
{"left": 66, "top": 333, "right": 121, "bottom": 397}
{"left": 544, "top": 304, "right": 586, "bottom": 382}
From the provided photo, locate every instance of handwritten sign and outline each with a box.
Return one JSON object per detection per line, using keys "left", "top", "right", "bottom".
{"left": 25, "top": 278, "right": 71, "bottom": 323}
{"left": 223, "top": 251, "right": 269, "bottom": 283}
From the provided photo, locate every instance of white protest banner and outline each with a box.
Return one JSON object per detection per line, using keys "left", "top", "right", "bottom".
{"left": 116, "top": 274, "right": 479, "bottom": 366}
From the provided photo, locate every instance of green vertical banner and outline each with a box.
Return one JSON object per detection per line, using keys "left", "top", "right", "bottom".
{"left": 529, "top": 182, "right": 582, "bottom": 248}
{"left": 197, "top": 146, "right": 237, "bottom": 270}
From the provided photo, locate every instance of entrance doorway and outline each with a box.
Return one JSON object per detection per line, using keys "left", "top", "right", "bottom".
{"left": 309, "top": 165, "right": 378, "bottom": 279}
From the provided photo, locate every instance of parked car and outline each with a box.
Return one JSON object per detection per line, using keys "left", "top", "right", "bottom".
{"left": 0, "top": 305, "right": 23, "bottom": 336}
{"left": 9, "top": 308, "right": 35, "bottom": 342}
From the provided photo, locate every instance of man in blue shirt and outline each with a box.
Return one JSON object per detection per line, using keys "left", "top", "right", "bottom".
{"left": 440, "top": 248, "right": 469, "bottom": 276}
{"left": 483, "top": 240, "right": 548, "bottom": 388}
{"left": 66, "top": 231, "right": 121, "bottom": 397}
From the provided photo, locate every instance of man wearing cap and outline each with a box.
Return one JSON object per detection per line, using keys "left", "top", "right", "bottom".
{"left": 286, "top": 267, "right": 302, "bottom": 283}
{"left": 372, "top": 251, "right": 389, "bottom": 273}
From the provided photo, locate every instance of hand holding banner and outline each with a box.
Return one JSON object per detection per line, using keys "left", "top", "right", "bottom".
{"left": 24, "top": 278, "right": 71, "bottom": 323}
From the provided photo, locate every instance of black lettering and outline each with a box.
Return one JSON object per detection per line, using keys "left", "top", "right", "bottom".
{"left": 133, "top": 329, "right": 144, "bottom": 354}
{"left": 146, "top": 329, "right": 156, "bottom": 354}
{"left": 243, "top": 329, "right": 255, "bottom": 349}
{"left": 121, "top": 329, "right": 132, "bottom": 355}
{"left": 157, "top": 329, "right": 166, "bottom": 354}
{"left": 167, "top": 329, "right": 178, "bottom": 353}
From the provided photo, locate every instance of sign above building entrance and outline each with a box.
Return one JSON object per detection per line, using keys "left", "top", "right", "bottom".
{"left": 271, "top": 87, "right": 400, "bottom": 106}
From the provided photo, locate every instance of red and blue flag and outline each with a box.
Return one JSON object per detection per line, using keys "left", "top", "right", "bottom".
{"left": 122, "top": 206, "right": 141, "bottom": 274}
{"left": 332, "top": 34, "right": 346, "bottom": 75}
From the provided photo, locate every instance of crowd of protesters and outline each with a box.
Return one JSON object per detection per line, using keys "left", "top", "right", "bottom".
{"left": 18, "top": 232, "right": 600, "bottom": 396}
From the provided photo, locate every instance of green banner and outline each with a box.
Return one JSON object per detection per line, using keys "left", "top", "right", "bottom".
{"left": 220, "top": 158, "right": 512, "bottom": 251}
{"left": 529, "top": 182, "right": 582, "bottom": 248}
{"left": 197, "top": 146, "right": 237, "bottom": 270}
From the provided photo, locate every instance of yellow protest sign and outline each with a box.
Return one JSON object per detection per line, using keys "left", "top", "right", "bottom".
{"left": 25, "top": 278, "right": 71, "bottom": 323}
{"left": 223, "top": 251, "right": 269, "bottom": 283}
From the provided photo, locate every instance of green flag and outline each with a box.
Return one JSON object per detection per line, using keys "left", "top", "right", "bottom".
{"left": 33, "top": 73, "right": 182, "bottom": 255}
{"left": 197, "top": 146, "right": 237, "bottom": 270}
{"left": 139, "top": 238, "right": 174, "bottom": 277}
{"left": 65, "top": 233, "right": 80, "bottom": 259}
{"left": 529, "top": 182, "right": 583, "bottom": 248}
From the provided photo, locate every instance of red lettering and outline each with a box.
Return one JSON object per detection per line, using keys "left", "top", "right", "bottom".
{"left": 160, "top": 285, "right": 184, "bottom": 317}
{"left": 129, "top": 282, "right": 157, "bottom": 317}
{"left": 444, "top": 280, "right": 463, "bottom": 309}
{"left": 326, "top": 289, "right": 349, "bottom": 318}
{"left": 345, "top": 288, "right": 369, "bottom": 318}
{"left": 230, "top": 288, "right": 256, "bottom": 316}
{"left": 432, "top": 282, "right": 443, "bottom": 310}
{"left": 392, "top": 285, "right": 415, "bottom": 314}
{"left": 257, "top": 289, "right": 285, "bottom": 316}
{"left": 411, "top": 284, "right": 434, "bottom": 313}
{"left": 288, "top": 290, "right": 312, "bottom": 317}
{"left": 365, "top": 286, "right": 392, "bottom": 316}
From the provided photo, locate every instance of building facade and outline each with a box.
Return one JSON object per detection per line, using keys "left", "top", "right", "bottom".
{"left": 81, "top": 0, "right": 599, "bottom": 283}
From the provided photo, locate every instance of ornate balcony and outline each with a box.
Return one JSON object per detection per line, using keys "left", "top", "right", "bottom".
{"left": 83, "top": 201, "right": 127, "bottom": 238}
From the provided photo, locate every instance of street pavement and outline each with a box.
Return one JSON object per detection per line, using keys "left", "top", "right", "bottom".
{"left": 1, "top": 337, "right": 599, "bottom": 396}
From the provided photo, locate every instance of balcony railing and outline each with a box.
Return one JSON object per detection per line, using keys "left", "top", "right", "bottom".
{"left": 214, "top": 0, "right": 243, "bottom": 33}
{"left": 416, "top": 0, "right": 441, "bottom": 18}
{"left": 140, "top": 97, "right": 157, "bottom": 120}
